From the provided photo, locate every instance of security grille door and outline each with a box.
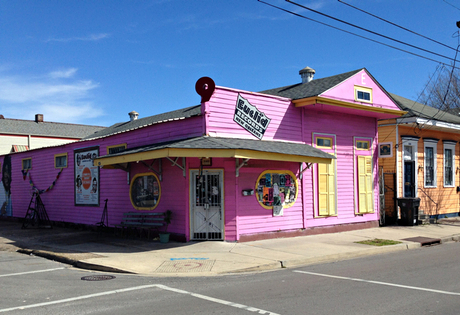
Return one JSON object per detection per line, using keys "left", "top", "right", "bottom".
{"left": 191, "top": 170, "right": 223, "bottom": 240}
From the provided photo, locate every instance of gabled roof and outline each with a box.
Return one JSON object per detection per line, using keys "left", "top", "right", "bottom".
{"left": 260, "top": 69, "right": 362, "bottom": 100}
{"left": 94, "top": 136, "right": 335, "bottom": 168}
{"left": 82, "top": 105, "right": 202, "bottom": 141}
{"left": 389, "top": 93, "right": 460, "bottom": 125}
{"left": 0, "top": 118, "right": 105, "bottom": 139}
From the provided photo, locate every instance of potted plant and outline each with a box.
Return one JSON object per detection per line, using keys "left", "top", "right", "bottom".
{"left": 159, "top": 210, "right": 172, "bottom": 243}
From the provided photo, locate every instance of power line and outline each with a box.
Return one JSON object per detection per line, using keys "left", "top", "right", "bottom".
{"left": 443, "top": 0, "right": 460, "bottom": 12}
{"left": 257, "top": 0, "right": 460, "bottom": 70}
{"left": 338, "top": 0, "right": 456, "bottom": 52}
{"left": 286, "top": 0, "right": 457, "bottom": 63}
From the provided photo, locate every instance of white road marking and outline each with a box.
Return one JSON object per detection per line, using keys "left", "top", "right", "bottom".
{"left": 0, "top": 284, "right": 281, "bottom": 314}
{"left": 294, "top": 270, "right": 460, "bottom": 296}
{"left": 156, "top": 284, "right": 280, "bottom": 314}
{"left": 0, "top": 267, "right": 65, "bottom": 278}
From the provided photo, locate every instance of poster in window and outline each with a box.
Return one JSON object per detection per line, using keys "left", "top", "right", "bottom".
{"left": 255, "top": 170, "right": 298, "bottom": 214}
{"left": 75, "top": 147, "right": 99, "bottom": 206}
{"left": 379, "top": 142, "right": 393, "bottom": 158}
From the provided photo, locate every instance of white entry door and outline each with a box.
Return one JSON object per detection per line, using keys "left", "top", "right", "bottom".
{"left": 191, "top": 170, "right": 224, "bottom": 240}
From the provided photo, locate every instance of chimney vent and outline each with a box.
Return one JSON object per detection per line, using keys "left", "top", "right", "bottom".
{"left": 35, "top": 114, "right": 44, "bottom": 123}
{"left": 299, "top": 66, "right": 315, "bottom": 83}
{"left": 128, "top": 111, "right": 139, "bottom": 121}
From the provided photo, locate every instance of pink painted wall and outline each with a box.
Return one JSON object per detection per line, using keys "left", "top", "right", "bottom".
{"left": 301, "top": 108, "right": 379, "bottom": 228}
{"left": 204, "top": 85, "right": 380, "bottom": 240}
{"left": 205, "top": 88, "right": 302, "bottom": 142}
{"left": 2, "top": 115, "right": 204, "bottom": 238}
{"left": 320, "top": 69, "right": 400, "bottom": 111}
{"left": 2, "top": 75, "right": 385, "bottom": 242}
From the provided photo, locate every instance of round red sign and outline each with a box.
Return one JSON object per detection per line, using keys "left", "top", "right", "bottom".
{"left": 82, "top": 167, "right": 92, "bottom": 190}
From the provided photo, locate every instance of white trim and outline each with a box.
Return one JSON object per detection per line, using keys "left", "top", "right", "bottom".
{"left": 443, "top": 142, "right": 456, "bottom": 188}
{"left": 397, "top": 117, "right": 460, "bottom": 132}
{"left": 401, "top": 137, "right": 418, "bottom": 197}
{"left": 424, "top": 139, "right": 438, "bottom": 188}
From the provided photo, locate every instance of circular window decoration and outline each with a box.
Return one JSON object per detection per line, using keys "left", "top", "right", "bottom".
{"left": 130, "top": 172, "right": 161, "bottom": 210}
{"left": 255, "top": 170, "right": 298, "bottom": 210}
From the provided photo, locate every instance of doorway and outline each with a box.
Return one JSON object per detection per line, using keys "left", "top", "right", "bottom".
{"left": 190, "top": 169, "right": 224, "bottom": 240}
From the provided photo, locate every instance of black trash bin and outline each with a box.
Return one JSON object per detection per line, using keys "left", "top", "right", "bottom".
{"left": 397, "top": 197, "right": 420, "bottom": 226}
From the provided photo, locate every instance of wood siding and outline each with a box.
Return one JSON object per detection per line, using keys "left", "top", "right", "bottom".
{"left": 398, "top": 126, "right": 460, "bottom": 217}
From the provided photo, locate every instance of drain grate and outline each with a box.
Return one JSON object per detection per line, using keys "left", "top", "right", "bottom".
{"left": 402, "top": 236, "right": 441, "bottom": 246}
{"left": 81, "top": 275, "right": 116, "bottom": 281}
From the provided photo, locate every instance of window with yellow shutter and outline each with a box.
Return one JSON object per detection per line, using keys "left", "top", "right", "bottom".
{"left": 313, "top": 133, "right": 337, "bottom": 217}
{"left": 357, "top": 155, "right": 374, "bottom": 213}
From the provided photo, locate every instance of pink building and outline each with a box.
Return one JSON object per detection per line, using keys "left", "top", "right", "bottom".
{"left": 0, "top": 68, "right": 405, "bottom": 242}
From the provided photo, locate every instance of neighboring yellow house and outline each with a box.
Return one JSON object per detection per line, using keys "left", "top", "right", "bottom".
{"left": 378, "top": 94, "right": 460, "bottom": 224}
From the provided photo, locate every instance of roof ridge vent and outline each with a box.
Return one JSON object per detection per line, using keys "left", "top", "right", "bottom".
{"left": 299, "top": 66, "right": 315, "bottom": 83}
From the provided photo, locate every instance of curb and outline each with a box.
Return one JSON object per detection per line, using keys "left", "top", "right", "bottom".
{"left": 16, "top": 248, "right": 130, "bottom": 274}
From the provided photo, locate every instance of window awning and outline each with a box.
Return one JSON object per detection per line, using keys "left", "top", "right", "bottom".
{"left": 11, "top": 145, "right": 29, "bottom": 153}
{"left": 93, "top": 136, "right": 335, "bottom": 169}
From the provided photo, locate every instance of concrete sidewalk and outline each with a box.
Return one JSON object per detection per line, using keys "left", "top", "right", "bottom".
{"left": 1, "top": 218, "right": 459, "bottom": 277}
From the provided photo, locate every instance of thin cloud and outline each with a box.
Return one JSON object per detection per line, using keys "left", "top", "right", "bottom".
{"left": 49, "top": 68, "right": 78, "bottom": 79}
{"left": 46, "top": 33, "right": 110, "bottom": 43}
{"left": 0, "top": 71, "right": 103, "bottom": 124}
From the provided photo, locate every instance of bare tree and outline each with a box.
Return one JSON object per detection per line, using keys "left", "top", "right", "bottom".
{"left": 418, "top": 66, "right": 460, "bottom": 114}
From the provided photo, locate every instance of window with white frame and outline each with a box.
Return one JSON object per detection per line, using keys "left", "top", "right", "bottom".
{"left": 401, "top": 136, "right": 419, "bottom": 198}
{"left": 424, "top": 139, "right": 438, "bottom": 188}
{"left": 443, "top": 141, "right": 456, "bottom": 187}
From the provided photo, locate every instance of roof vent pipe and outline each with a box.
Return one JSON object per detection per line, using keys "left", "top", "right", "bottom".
{"left": 128, "top": 111, "right": 139, "bottom": 121}
{"left": 299, "top": 66, "right": 315, "bottom": 83}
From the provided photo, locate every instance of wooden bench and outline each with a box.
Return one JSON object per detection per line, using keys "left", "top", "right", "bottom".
{"left": 115, "top": 212, "right": 166, "bottom": 239}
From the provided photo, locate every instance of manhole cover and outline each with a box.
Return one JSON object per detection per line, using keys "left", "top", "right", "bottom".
{"left": 81, "top": 275, "right": 116, "bottom": 281}
{"left": 156, "top": 259, "right": 215, "bottom": 273}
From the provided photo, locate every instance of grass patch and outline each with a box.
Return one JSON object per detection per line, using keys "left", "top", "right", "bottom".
{"left": 355, "top": 238, "right": 402, "bottom": 246}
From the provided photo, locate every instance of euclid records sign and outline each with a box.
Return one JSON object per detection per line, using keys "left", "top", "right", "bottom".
{"left": 233, "top": 94, "right": 271, "bottom": 140}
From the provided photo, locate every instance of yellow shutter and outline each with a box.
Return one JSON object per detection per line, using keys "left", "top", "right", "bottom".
{"left": 318, "top": 163, "right": 328, "bottom": 216}
{"left": 318, "top": 161, "right": 335, "bottom": 216}
{"left": 358, "top": 156, "right": 374, "bottom": 213}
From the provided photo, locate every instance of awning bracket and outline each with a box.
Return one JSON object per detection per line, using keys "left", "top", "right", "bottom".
{"left": 236, "top": 158, "right": 250, "bottom": 177}
{"left": 166, "top": 157, "right": 186, "bottom": 177}
{"left": 141, "top": 159, "right": 163, "bottom": 181}
{"left": 299, "top": 162, "right": 313, "bottom": 179}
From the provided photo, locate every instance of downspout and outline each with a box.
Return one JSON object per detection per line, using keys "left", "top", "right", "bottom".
{"left": 396, "top": 124, "right": 399, "bottom": 199}
{"left": 301, "top": 107, "right": 306, "bottom": 229}
{"left": 28, "top": 135, "right": 31, "bottom": 149}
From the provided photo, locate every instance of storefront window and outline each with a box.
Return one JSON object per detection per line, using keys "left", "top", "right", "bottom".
{"left": 255, "top": 170, "right": 298, "bottom": 210}
{"left": 130, "top": 172, "right": 161, "bottom": 210}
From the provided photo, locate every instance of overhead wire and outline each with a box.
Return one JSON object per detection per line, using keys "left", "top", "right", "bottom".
{"left": 337, "top": 0, "right": 457, "bottom": 52}
{"left": 285, "top": 0, "right": 458, "bottom": 63}
{"left": 443, "top": 0, "right": 460, "bottom": 12}
{"left": 258, "top": 0, "right": 460, "bottom": 145}
{"left": 257, "top": 0, "right": 460, "bottom": 70}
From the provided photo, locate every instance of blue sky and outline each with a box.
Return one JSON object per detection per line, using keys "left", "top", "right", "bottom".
{"left": 1, "top": 0, "right": 459, "bottom": 126}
